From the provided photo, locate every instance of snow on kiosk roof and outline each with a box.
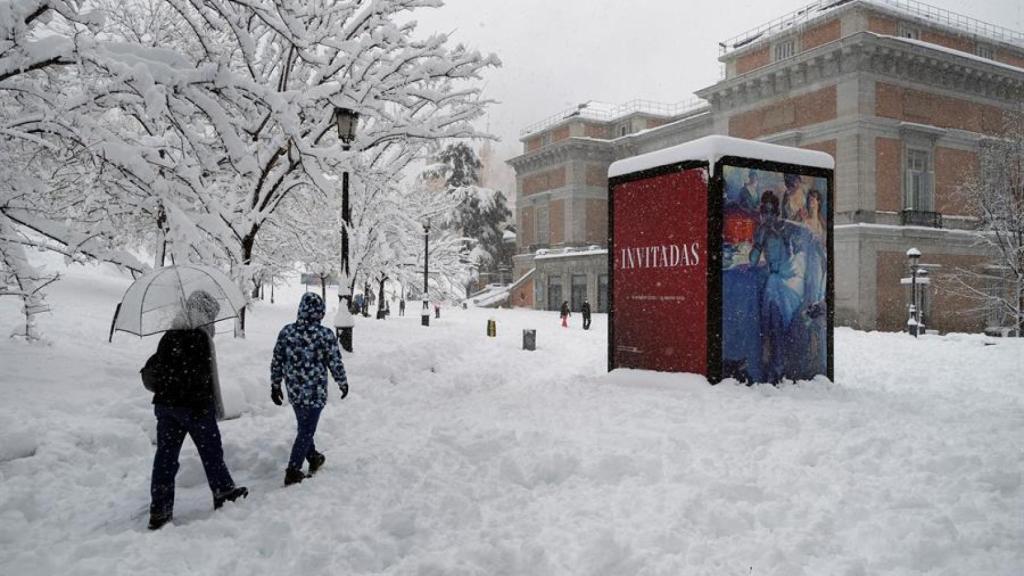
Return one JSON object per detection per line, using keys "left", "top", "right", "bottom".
{"left": 608, "top": 135, "right": 834, "bottom": 178}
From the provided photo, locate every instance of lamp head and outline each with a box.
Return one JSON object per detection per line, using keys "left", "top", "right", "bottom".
{"left": 334, "top": 107, "right": 360, "bottom": 144}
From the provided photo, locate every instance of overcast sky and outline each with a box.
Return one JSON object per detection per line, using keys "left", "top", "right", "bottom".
{"left": 410, "top": 0, "right": 1023, "bottom": 188}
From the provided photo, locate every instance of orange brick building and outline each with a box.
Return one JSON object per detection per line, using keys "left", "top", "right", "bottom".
{"left": 507, "top": 0, "right": 1024, "bottom": 333}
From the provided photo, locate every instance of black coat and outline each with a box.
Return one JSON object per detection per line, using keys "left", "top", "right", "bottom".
{"left": 151, "top": 329, "right": 216, "bottom": 409}
{"left": 581, "top": 302, "right": 592, "bottom": 318}
{"left": 560, "top": 302, "right": 570, "bottom": 318}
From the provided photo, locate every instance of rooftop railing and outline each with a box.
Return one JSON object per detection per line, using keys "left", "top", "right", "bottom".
{"left": 718, "top": 0, "right": 1024, "bottom": 56}
{"left": 520, "top": 98, "right": 708, "bottom": 137}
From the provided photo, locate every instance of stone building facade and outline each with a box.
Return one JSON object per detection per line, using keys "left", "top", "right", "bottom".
{"left": 507, "top": 0, "right": 1024, "bottom": 332}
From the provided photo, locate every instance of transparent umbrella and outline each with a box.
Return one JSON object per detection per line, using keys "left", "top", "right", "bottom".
{"left": 112, "top": 264, "right": 246, "bottom": 337}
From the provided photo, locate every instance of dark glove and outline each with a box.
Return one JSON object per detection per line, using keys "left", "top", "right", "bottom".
{"left": 339, "top": 383, "right": 349, "bottom": 400}
{"left": 271, "top": 386, "right": 283, "bottom": 406}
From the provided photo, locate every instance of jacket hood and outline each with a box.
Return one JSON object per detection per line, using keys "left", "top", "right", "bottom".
{"left": 297, "top": 292, "right": 325, "bottom": 323}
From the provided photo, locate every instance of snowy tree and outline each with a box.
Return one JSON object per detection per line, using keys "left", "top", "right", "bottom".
{"left": 428, "top": 142, "right": 512, "bottom": 293}
{"left": 946, "top": 109, "right": 1024, "bottom": 335}
{"left": 0, "top": 0, "right": 146, "bottom": 339}
{"left": 349, "top": 145, "right": 470, "bottom": 306}
{"left": 1, "top": 0, "right": 499, "bottom": 335}
{"left": 93, "top": 0, "right": 499, "bottom": 330}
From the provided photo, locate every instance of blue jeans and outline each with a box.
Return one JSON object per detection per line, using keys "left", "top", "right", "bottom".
{"left": 288, "top": 405, "right": 324, "bottom": 471}
{"left": 151, "top": 404, "right": 235, "bottom": 516}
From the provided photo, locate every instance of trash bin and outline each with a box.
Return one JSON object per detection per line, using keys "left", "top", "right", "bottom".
{"left": 523, "top": 329, "right": 536, "bottom": 351}
{"left": 486, "top": 319, "right": 496, "bottom": 337}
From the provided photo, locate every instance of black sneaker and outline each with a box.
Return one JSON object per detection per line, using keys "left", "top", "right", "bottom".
{"left": 213, "top": 486, "right": 249, "bottom": 510}
{"left": 148, "top": 511, "right": 172, "bottom": 530}
{"left": 307, "top": 451, "right": 326, "bottom": 475}
{"left": 284, "top": 467, "right": 305, "bottom": 486}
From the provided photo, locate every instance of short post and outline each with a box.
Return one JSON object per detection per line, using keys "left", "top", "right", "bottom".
{"left": 522, "top": 329, "right": 536, "bottom": 350}
{"left": 487, "top": 318, "right": 496, "bottom": 337}
{"left": 334, "top": 299, "right": 354, "bottom": 353}
{"left": 907, "top": 247, "right": 922, "bottom": 338}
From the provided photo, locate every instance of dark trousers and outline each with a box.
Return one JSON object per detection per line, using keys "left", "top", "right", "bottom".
{"left": 289, "top": 405, "right": 324, "bottom": 471}
{"left": 151, "top": 404, "right": 235, "bottom": 515}
{"left": 583, "top": 315, "right": 591, "bottom": 330}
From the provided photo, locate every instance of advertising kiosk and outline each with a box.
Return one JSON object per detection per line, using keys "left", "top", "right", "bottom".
{"left": 607, "top": 135, "right": 834, "bottom": 383}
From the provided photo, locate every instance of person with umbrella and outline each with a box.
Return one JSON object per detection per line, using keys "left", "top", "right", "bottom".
{"left": 270, "top": 292, "right": 349, "bottom": 486}
{"left": 146, "top": 290, "right": 248, "bottom": 530}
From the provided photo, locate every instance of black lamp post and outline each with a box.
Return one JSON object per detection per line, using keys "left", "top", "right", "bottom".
{"left": 907, "top": 247, "right": 922, "bottom": 338}
{"left": 333, "top": 107, "right": 359, "bottom": 352}
{"left": 422, "top": 219, "right": 430, "bottom": 327}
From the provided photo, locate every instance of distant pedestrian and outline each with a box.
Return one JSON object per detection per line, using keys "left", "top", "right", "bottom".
{"left": 399, "top": 299, "right": 406, "bottom": 316}
{"left": 581, "top": 300, "right": 592, "bottom": 330}
{"left": 560, "top": 300, "right": 570, "bottom": 328}
{"left": 147, "top": 290, "right": 247, "bottom": 530}
{"left": 270, "top": 293, "right": 349, "bottom": 486}
{"left": 434, "top": 303, "right": 440, "bottom": 319}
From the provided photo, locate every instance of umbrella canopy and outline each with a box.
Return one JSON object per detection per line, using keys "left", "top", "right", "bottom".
{"left": 113, "top": 264, "right": 246, "bottom": 337}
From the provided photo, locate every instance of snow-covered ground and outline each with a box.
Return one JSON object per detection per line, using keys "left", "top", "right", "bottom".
{"left": 1, "top": 261, "right": 1022, "bottom": 575}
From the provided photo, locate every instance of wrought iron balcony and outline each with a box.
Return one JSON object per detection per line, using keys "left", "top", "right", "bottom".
{"left": 900, "top": 209, "right": 943, "bottom": 228}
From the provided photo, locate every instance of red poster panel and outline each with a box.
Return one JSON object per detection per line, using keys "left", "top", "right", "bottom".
{"left": 612, "top": 167, "right": 708, "bottom": 374}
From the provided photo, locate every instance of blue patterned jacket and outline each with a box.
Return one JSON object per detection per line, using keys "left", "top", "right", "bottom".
{"left": 271, "top": 293, "right": 348, "bottom": 408}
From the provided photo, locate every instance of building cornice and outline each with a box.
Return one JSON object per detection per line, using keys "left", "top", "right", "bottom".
{"left": 699, "top": 35, "right": 861, "bottom": 110}
{"left": 862, "top": 34, "right": 1024, "bottom": 101}
{"left": 774, "top": 116, "right": 991, "bottom": 149}
{"left": 700, "top": 32, "right": 1024, "bottom": 113}
{"left": 507, "top": 138, "right": 615, "bottom": 173}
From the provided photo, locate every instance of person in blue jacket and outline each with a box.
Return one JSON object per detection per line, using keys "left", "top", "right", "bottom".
{"left": 270, "top": 292, "right": 349, "bottom": 486}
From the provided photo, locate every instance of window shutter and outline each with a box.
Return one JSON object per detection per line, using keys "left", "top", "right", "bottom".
{"left": 922, "top": 172, "right": 933, "bottom": 211}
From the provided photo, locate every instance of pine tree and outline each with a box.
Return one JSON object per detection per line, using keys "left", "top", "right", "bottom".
{"left": 431, "top": 143, "right": 513, "bottom": 280}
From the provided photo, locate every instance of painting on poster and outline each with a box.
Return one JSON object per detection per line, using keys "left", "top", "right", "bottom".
{"left": 720, "top": 165, "right": 829, "bottom": 383}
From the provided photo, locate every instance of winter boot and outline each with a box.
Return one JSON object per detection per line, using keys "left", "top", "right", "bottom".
{"left": 148, "top": 510, "right": 173, "bottom": 531}
{"left": 284, "top": 467, "right": 305, "bottom": 486}
{"left": 307, "top": 451, "right": 326, "bottom": 475}
{"left": 213, "top": 486, "right": 249, "bottom": 510}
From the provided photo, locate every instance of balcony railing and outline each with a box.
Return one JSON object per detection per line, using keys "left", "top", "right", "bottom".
{"left": 520, "top": 98, "right": 708, "bottom": 137}
{"left": 900, "top": 209, "right": 943, "bottom": 228}
{"left": 718, "top": 0, "right": 1024, "bottom": 59}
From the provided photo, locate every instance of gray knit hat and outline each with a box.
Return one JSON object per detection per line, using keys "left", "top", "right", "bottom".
{"left": 185, "top": 290, "right": 221, "bottom": 327}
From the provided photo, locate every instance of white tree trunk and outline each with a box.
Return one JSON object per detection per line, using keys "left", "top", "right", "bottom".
{"left": 0, "top": 214, "right": 51, "bottom": 341}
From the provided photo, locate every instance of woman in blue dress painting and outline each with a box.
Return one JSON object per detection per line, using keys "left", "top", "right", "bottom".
{"left": 803, "top": 189, "right": 827, "bottom": 314}
{"left": 749, "top": 191, "right": 806, "bottom": 383}
{"left": 801, "top": 189, "right": 828, "bottom": 374}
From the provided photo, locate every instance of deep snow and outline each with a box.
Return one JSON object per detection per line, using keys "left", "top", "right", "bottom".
{"left": 1, "top": 260, "right": 1022, "bottom": 575}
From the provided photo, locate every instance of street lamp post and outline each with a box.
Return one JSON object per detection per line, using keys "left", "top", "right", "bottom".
{"left": 422, "top": 219, "right": 430, "bottom": 327}
{"left": 333, "top": 107, "right": 359, "bottom": 353}
{"left": 907, "top": 247, "right": 922, "bottom": 338}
